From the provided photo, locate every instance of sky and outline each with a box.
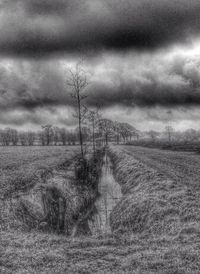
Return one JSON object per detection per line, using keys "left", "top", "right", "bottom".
{"left": 1, "top": 0, "right": 200, "bottom": 131}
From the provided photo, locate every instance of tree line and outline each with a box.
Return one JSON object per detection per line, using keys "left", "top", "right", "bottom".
{"left": 2, "top": 121, "right": 199, "bottom": 147}
{"left": 0, "top": 127, "right": 77, "bottom": 146}
{"left": 0, "top": 119, "right": 140, "bottom": 147}
{"left": 145, "top": 126, "right": 200, "bottom": 143}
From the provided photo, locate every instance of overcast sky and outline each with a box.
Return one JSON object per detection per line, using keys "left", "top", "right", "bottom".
{"left": 1, "top": 0, "right": 200, "bottom": 131}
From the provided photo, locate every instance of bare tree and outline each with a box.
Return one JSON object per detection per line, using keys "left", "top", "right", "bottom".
{"left": 98, "top": 119, "right": 114, "bottom": 145}
{"left": 183, "top": 129, "right": 199, "bottom": 143}
{"left": 132, "top": 130, "right": 141, "bottom": 141}
{"left": 165, "top": 126, "right": 174, "bottom": 142}
{"left": 86, "top": 108, "right": 101, "bottom": 153}
{"left": 147, "top": 130, "right": 160, "bottom": 141}
{"left": 67, "top": 62, "right": 88, "bottom": 158}
{"left": 42, "top": 124, "right": 53, "bottom": 145}
{"left": 69, "top": 130, "right": 77, "bottom": 145}
{"left": 19, "top": 132, "right": 27, "bottom": 146}
{"left": 60, "top": 128, "right": 67, "bottom": 146}
{"left": 1, "top": 128, "right": 11, "bottom": 146}
{"left": 53, "top": 127, "right": 60, "bottom": 146}
{"left": 9, "top": 129, "right": 18, "bottom": 146}
{"left": 27, "top": 131, "right": 35, "bottom": 146}
{"left": 117, "top": 123, "right": 137, "bottom": 143}
{"left": 113, "top": 122, "right": 121, "bottom": 144}
{"left": 80, "top": 126, "right": 91, "bottom": 143}
{"left": 38, "top": 130, "right": 46, "bottom": 146}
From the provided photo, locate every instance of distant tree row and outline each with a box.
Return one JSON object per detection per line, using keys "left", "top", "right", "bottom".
{"left": 0, "top": 119, "right": 141, "bottom": 147}
{"left": 3, "top": 123, "right": 200, "bottom": 147}
{"left": 0, "top": 127, "right": 78, "bottom": 146}
{"left": 142, "top": 126, "right": 200, "bottom": 143}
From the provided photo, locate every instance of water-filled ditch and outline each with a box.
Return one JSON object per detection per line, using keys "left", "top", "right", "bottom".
{"left": 89, "top": 152, "right": 122, "bottom": 234}
{"left": 4, "top": 149, "right": 122, "bottom": 236}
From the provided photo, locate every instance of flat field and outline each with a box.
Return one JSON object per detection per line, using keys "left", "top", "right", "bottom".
{"left": 0, "top": 146, "right": 77, "bottom": 199}
{"left": 121, "top": 145, "right": 200, "bottom": 188}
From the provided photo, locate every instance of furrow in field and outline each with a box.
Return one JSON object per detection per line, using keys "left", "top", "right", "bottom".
{"left": 121, "top": 145, "right": 200, "bottom": 188}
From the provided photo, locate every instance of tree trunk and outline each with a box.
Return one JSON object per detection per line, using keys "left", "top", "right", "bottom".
{"left": 92, "top": 119, "right": 95, "bottom": 153}
{"left": 77, "top": 93, "right": 84, "bottom": 159}
{"left": 105, "top": 133, "right": 108, "bottom": 145}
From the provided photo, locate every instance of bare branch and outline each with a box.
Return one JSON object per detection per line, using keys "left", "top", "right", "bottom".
{"left": 65, "top": 61, "right": 90, "bottom": 158}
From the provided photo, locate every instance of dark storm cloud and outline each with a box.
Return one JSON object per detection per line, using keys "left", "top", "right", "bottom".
{"left": 86, "top": 52, "right": 200, "bottom": 108}
{"left": 0, "top": 60, "right": 76, "bottom": 110}
{"left": 25, "top": 0, "right": 69, "bottom": 15}
{"left": 87, "top": 77, "right": 200, "bottom": 108}
{"left": 1, "top": 0, "right": 200, "bottom": 57}
{"left": 0, "top": 106, "right": 76, "bottom": 128}
{"left": 1, "top": 52, "right": 200, "bottom": 112}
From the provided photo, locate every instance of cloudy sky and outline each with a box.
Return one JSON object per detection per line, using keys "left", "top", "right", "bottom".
{"left": 1, "top": 0, "right": 200, "bottom": 131}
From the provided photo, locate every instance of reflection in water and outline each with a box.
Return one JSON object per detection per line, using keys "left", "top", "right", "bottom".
{"left": 90, "top": 152, "right": 122, "bottom": 234}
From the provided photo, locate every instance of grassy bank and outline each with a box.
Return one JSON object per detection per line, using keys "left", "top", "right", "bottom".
{"left": 0, "top": 147, "right": 104, "bottom": 236}
{"left": 0, "top": 146, "right": 78, "bottom": 200}
{"left": 108, "top": 145, "right": 200, "bottom": 239}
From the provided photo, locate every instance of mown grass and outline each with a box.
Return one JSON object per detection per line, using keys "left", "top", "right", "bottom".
{"left": 1, "top": 230, "right": 200, "bottom": 273}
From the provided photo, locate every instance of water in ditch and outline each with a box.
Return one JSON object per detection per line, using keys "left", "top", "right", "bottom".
{"left": 89, "top": 152, "right": 122, "bottom": 235}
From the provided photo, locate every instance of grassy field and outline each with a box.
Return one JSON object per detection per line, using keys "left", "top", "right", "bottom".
{"left": 0, "top": 146, "right": 79, "bottom": 234}
{"left": 120, "top": 145, "right": 200, "bottom": 188}
{"left": 0, "top": 146, "right": 78, "bottom": 173}
{"left": 108, "top": 145, "right": 200, "bottom": 273}
{"left": 109, "top": 145, "right": 200, "bottom": 236}
{"left": 0, "top": 146, "right": 77, "bottom": 199}
{"left": 1, "top": 145, "right": 200, "bottom": 273}
{"left": 2, "top": 230, "right": 200, "bottom": 274}
{"left": 126, "top": 140, "right": 200, "bottom": 152}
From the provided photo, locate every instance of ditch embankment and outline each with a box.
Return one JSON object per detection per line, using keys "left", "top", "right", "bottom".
{"left": 1, "top": 148, "right": 105, "bottom": 236}
{"left": 108, "top": 145, "right": 200, "bottom": 241}
{"left": 90, "top": 152, "right": 122, "bottom": 235}
{"left": 3, "top": 144, "right": 200, "bottom": 240}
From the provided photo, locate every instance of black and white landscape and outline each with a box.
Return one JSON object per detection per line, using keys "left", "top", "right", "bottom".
{"left": 1, "top": 1, "right": 200, "bottom": 273}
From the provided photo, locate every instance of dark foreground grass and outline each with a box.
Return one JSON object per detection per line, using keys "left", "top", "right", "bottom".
{"left": 1, "top": 230, "right": 200, "bottom": 274}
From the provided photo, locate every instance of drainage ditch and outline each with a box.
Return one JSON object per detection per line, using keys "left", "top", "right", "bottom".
{"left": 4, "top": 148, "right": 122, "bottom": 237}
{"left": 89, "top": 151, "right": 122, "bottom": 235}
